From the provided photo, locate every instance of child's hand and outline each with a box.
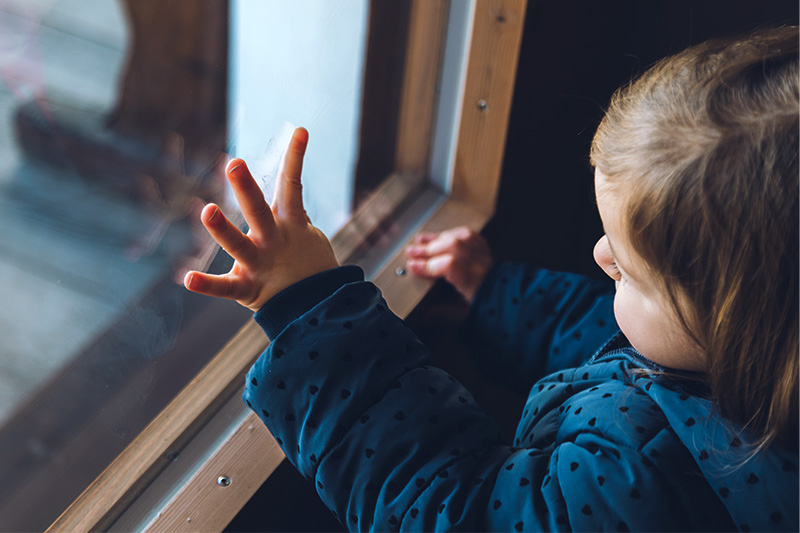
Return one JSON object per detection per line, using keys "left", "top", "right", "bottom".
{"left": 183, "top": 128, "right": 339, "bottom": 312}
{"left": 404, "top": 226, "right": 493, "bottom": 303}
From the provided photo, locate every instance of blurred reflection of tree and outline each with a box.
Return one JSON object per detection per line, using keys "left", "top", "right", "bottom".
{"left": 14, "top": 0, "right": 230, "bottom": 277}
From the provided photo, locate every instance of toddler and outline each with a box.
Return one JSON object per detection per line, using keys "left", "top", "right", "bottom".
{"left": 185, "top": 27, "right": 798, "bottom": 531}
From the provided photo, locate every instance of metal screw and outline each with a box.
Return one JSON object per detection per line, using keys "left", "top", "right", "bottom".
{"left": 477, "top": 99, "right": 489, "bottom": 111}
{"left": 217, "top": 475, "right": 232, "bottom": 487}
{"left": 395, "top": 266, "right": 407, "bottom": 277}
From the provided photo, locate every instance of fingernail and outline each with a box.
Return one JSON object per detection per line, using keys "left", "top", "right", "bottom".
{"left": 227, "top": 158, "right": 245, "bottom": 174}
{"left": 208, "top": 206, "right": 219, "bottom": 221}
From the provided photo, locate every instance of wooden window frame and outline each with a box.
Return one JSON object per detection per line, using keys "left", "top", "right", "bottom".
{"left": 47, "top": 0, "right": 526, "bottom": 530}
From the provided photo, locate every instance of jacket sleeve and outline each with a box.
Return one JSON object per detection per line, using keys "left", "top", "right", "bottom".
{"left": 463, "top": 263, "right": 618, "bottom": 395}
{"left": 242, "top": 265, "right": 686, "bottom": 531}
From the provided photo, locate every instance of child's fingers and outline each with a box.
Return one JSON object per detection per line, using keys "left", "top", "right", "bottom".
{"left": 226, "top": 158, "right": 276, "bottom": 237}
{"left": 404, "top": 244, "right": 426, "bottom": 258}
{"left": 406, "top": 258, "right": 433, "bottom": 277}
{"left": 413, "top": 227, "right": 470, "bottom": 245}
{"left": 422, "top": 232, "right": 464, "bottom": 257}
{"left": 413, "top": 232, "right": 438, "bottom": 245}
{"left": 407, "top": 226, "right": 474, "bottom": 257}
{"left": 272, "top": 127, "right": 309, "bottom": 221}
{"left": 439, "top": 226, "right": 473, "bottom": 240}
{"left": 406, "top": 236, "right": 454, "bottom": 259}
{"left": 201, "top": 203, "right": 259, "bottom": 265}
{"left": 406, "top": 254, "right": 454, "bottom": 279}
{"left": 184, "top": 271, "right": 250, "bottom": 301}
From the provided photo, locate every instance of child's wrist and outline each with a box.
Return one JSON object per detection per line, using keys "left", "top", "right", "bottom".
{"left": 254, "top": 265, "right": 364, "bottom": 340}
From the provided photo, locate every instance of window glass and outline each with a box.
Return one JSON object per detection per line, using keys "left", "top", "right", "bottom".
{"left": 229, "top": 0, "right": 368, "bottom": 234}
{"left": 0, "top": 1, "right": 129, "bottom": 413}
{"left": 0, "top": 0, "right": 410, "bottom": 530}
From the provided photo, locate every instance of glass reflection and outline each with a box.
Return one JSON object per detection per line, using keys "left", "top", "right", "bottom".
{"left": 0, "top": 0, "right": 405, "bottom": 529}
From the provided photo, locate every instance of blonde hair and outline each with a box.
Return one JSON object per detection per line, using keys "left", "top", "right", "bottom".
{"left": 590, "top": 27, "right": 799, "bottom": 449}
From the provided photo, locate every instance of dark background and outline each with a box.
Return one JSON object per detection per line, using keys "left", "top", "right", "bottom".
{"left": 486, "top": 0, "right": 798, "bottom": 278}
{"left": 227, "top": 1, "right": 798, "bottom": 531}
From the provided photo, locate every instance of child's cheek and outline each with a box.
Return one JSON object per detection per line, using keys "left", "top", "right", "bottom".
{"left": 612, "top": 287, "right": 653, "bottom": 357}
{"left": 612, "top": 286, "right": 698, "bottom": 369}
{"left": 612, "top": 290, "right": 634, "bottom": 341}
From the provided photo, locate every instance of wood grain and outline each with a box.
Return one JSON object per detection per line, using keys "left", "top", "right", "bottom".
{"left": 451, "top": 0, "right": 527, "bottom": 214}
{"left": 331, "top": 171, "right": 426, "bottom": 264}
{"left": 47, "top": 1, "right": 526, "bottom": 530}
{"left": 141, "top": 413, "right": 284, "bottom": 532}
{"left": 117, "top": 197, "right": 486, "bottom": 533}
{"left": 46, "top": 322, "right": 269, "bottom": 532}
{"left": 110, "top": 0, "right": 228, "bottom": 158}
{"left": 374, "top": 197, "right": 489, "bottom": 318}
{"left": 45, "top": 179, "right": 433, "bottom": 532}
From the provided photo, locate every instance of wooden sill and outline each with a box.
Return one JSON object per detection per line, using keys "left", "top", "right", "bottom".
{"left": 47, "top": 173, "right": 485, "bottom": 532}
{"left": 111, "top": 193, "right": 489, "bottom": 532}
{"left": 48, "top": 0, "right": 525, "bottom": 528}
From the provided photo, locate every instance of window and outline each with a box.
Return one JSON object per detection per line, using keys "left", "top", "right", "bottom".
{"left": 0, "top": 1, "right": 526, "bottom": 531}
{"left": 229, "top": 0, "right": 368, "bottom": 236}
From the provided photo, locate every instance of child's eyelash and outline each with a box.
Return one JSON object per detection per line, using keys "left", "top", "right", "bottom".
{"left": 609, "top": 258, "right": 623, "bottom": 279}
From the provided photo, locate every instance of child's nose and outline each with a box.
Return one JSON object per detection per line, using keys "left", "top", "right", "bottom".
{"left": 593, "top": 235, "right": 615, "bottom": 278}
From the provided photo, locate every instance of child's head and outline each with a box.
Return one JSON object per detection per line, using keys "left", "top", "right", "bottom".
{"left": 590, "top": 27, "right": 798, "bottom": 447}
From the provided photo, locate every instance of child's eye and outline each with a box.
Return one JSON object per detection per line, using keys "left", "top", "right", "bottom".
{"left": 609, "top": 258, "right": 624, "bottom": 282}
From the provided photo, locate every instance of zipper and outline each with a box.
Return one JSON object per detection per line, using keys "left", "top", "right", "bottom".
{"left": 587, "top": 330, "right": 666, "bottom": 371}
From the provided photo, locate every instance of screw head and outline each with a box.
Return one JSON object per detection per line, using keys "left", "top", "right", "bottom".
{"left": 476, "top": 99, "right": 489, "bottom": 111}
{"left": 217, "top": 475, "right": 232, "bottom": 487}
{"left": 395, "top": 266, "right": 407, "bottom": 277}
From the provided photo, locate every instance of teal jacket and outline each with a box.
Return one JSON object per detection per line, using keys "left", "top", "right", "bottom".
{"left": 243, "top": 263, "right": 798, "bottom": 531}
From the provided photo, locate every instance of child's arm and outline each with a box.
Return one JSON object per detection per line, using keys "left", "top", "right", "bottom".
{"left": 404, "top": 227, "right": 618, "bottom": 394}
{"left": 242, "top": 236, "right": 684, "bottom": 533}
{"left": 465, "top": 263, "right": 618, "bottom": 393}
{"left": 186, "top": 133, "right": 686, "bottom": 532}
{"left": 183, "top": 127, "right": 339, "bottom": 312}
